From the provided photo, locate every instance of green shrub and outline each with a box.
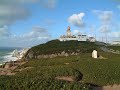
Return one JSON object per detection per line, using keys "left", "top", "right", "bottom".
{"left": 73, "top": 69, "right": 83, "bottom": 81}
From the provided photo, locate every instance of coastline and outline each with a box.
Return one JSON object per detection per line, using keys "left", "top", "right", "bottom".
{"left": 0, "top": 59, "right": 27, "bottom": 76}
{"left": 0, "top": 48, "right": 29, "bottom": 76}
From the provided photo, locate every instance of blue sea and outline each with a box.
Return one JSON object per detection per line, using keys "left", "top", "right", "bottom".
{"left": 0, "top": 47, "right": 21, "bottom": 65}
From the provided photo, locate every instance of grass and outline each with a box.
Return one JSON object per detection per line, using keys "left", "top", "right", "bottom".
{"left": 107, "top": 46, "right": 120, "bottom": 51}
{"left": 28, "top": 40, "right": 99, "bottom": 56}
{"left": 0, "top": 40, "right": 120, "bottom": 90}
{"left": 19, "top": 52, "right": 120, "bottom": 86}
{"left": 0, "top": 51, "right": 120, "bottom": 90}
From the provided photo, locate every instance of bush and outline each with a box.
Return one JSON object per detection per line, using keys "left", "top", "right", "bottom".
{"left": 73, "top": 69, "right": 83, "bottom": 81}
{"left": 26, "top": 40, "right": 99, "bottom": 58}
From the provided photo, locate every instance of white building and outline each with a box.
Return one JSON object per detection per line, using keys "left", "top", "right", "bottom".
{"left": 111, "top": 41, "right": 120, "bottom": 45}
{"left": 59, "top": 26, "right": 96, "bottom": 42}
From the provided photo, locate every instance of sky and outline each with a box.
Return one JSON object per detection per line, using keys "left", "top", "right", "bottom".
{"left": 0, "top": 0, "right": 120, "bottom": 47}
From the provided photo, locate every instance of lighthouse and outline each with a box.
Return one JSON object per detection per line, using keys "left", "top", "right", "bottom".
{"left": 66, "top": 26, "right": 71, "bottom": 37}
{"left": 59, "top": 26, "right": 95, "bottom": 42}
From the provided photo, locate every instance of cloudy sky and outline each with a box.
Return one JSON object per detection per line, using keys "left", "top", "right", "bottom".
{"left": 0, "top": 0, "right": 120, "bottom": 47}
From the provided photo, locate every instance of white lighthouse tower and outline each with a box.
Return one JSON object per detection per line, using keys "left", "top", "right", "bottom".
{"left": 59, "top": 26, "right": 94, "bottom": 42}
{"left": 66, "top": 26, "right": 71, "bottom": 37}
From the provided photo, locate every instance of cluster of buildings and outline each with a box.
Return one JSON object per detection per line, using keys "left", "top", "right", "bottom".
{"left": 111, "top": 41, "right": 120, "bottom": 45}
{"left": 59, "top": 26, "right": 96, "bottom": 42}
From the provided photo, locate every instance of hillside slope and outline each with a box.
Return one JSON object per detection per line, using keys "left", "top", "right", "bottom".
{"left": 25, "top": 40, "right": 99, "bottom": 59}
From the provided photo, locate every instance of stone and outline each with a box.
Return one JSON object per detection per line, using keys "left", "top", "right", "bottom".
{"left": 99, "top": 55, "right": 105, "bottom": 59}
{"left": 65, "top": 53, "right": 69, "bottom": 57}
{"left": 92, "top": 50, "right": 97, "bottom": 59}
{"left": 75, "top": 53, "right": 78, "bottom": 55}
{"left": 43, "top": 55, "right": 49, "bottom": 58}
{"left": 27, "top": 53, "right": 34, "bottom": 59}
{"left": 61, "top": 51, "right": 65, "bottom": 56}
{"left": 4, "top": 63, "right": 11, "bottom": 69}
{"left": 37, "top": 55, "right": 43, "bottom": 59}
{"left": 71, "top": 52, "right": 75, "bottom": 55}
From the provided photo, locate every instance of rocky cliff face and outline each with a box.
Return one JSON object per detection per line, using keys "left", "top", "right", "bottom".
{"left": 24, "top": 40, "right": 98, "bottom": 60}
{"left": 25, "top": 50, "right": 79, "bottom": 60}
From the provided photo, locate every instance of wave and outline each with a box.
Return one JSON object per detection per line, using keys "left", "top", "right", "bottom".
{"left": 3, "top": 54, "right": 18, "bottom": 62}
{"left": 0, "top": 47, "right": 29, "bottom": 65}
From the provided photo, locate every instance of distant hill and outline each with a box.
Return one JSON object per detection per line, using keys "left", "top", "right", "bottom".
{"left": 25, "top": 40, "right": 100, "bottom": 59}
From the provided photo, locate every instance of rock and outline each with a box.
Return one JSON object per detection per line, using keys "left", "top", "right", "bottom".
{"left": 77, "top": 49, "right": 80, "bottom": 52}
{"left": 99, "top": 55, "right": 106, "bottom": 59}
{"left": 64, "top": 63, "right": 70, "bottom": 65}
{"left": 75, "top": 53, "right": 78, "bottom": 55}
{"left": 65, "top": 53, "right": 69, "bottom": 57}
{"left": 71, "top": 52, "right": 75, "bottom": 55}
{"left": 116, "top": 50, "right": 120, "bottom": 53}
{"left": 37, "top": 55, "right": 43, "bottom": 59}
{"left": 61, "top": 51, "right": 65, "bottom": 56}
{"left": 58, "top": 53, "right": 62, "bottom": 56}
{"left": 43, "top": 55, "right": 49, "bottom": 58}
{"left": 25, "top": 50, "right": 81, "bottom": 60}
{"left": 12, "top": 49, "right": 19, "bottom": 57}
{"left": 49, "top": 54, "right": 56, "bottom": 58}
{"left": 4, "top": 63, "right": 11, "bottom": 69}
{"left": 27, "top": 52, "right": 34, "bottom": 59}
{"left": 92, "top": 50, "right": 97, "bottom": 59}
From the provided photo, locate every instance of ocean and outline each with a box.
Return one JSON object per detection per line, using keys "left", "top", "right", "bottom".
{"left": 0, "top": 47, "right": 21, "bottom": 65}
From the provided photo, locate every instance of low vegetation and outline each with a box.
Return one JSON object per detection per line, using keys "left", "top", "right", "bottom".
{"left": 26, "top": 40, "right": 99, "bottom": 57}
{"left": 0, "top": 40, "right": 120, "bottom": 90}
{"left": 107, "top": 46, "right": 120, "bottom": 51}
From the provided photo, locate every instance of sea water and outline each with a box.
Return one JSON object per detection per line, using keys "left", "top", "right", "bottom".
{"left": 0, "top": 47, "right": 21, "bottom": 65}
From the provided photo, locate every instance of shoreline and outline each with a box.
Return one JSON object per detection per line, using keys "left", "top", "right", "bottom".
{"left": 0, "top": 48, "right": 29, "bottom": 76}
{"left": 0, "top": 59, "right": 27, "bottom": 76}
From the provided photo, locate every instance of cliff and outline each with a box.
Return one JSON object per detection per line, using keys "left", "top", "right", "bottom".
{"left": 25, "top": 40, "right": 99, "bottom": 60}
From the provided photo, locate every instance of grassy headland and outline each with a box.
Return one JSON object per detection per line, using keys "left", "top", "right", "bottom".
{"left": 0, "top": 40, "right": 120, "bottom": 90}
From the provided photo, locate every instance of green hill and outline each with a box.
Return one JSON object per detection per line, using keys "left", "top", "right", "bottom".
{"left": 0, "top": 40, "right": 120, "bottom": 90}
{"left": 25, "top": 40, "right": 99, "bottom": 59}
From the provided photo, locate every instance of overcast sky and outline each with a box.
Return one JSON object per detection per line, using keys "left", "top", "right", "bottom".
{"left": 0, "top": 0, "right": 120, "bottom": 47}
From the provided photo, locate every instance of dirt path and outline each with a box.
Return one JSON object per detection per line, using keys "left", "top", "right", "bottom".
{"left": 93, "top": 84, "right": 120, "bottom": 90}
{"left": 55, "top": 76, "right": 74, "bottom": 82}
{"left": 0, "top": 61, "right": 26, "bottom": 76}
{"left": 55, "top": 76, "right": 120, "bottom": 90}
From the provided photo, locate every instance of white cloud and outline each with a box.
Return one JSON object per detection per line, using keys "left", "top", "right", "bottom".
{"left": 0, "top": 5, "right": 30, "bottom": 26}
{"left": 117, "top": 5, "right": 120, "bottom": 10}
{"left": 107, "top": 31, "right": 120, "bottom": 41}
{"left": 0, "top": 26, "right": 11, "bottom": 38}
{"left": 0, "top": 0, "right": 56, "bottom": 47}
{"left": 73, "top": 30, "right": 81, "bottom": 35}
{"left": 0, "top": 0, "right": 57, "bottom": 27}
{"left": 21, "top": 26, "right": 51, "bottom": 39}
{"left": 0, "top": 26, "right": 51, "bottom": 47}
{"left": 0, "top": 0, "right": 37, "bottom": 4}
{"left": 39, "top": 0, "right": 57, "bottom": 9}
{"left": 44, "top": 19, "right": 56, "bottom": 25}
{"left": 99, "top": 25, "right": 110, "bottom": 33}
{"left": 93, "top": 10, "right": 113, "bottom": 24}
{"left": 68, "top": 13, "right": 85, "bottom": 27}
{"left": 93, "top": 10, "right": 113, "bottom": 33}
{"left": 0, "top": 0, "right": 34, "bottom": 27}
{"left": 111, "top": 31, "right": 120, "bottom": 38}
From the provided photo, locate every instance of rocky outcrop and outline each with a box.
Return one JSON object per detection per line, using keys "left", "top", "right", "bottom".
{"left": 101, "top": 47, "right": 120, "bottom": 54}
{"left": 25, "top": 51, "right": 79, "bottom": 60}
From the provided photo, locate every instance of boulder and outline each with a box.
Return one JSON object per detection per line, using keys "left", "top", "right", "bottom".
{"left": 43, "top": 55, "right": 49, "bottom": 58}
{"left": 4, "top": 63, "right": 11, "bottom": 69}
{"left": 61, "top": 51, "right": 65, "bottom": 56}
{"left": 71, "top": 52, "right": 75, "bottom": 55}
{"left": 37, "top": 55, "right": 43, "bottom": 59}
{"left": 92, "top": 50, "right": 97, "bottom": 59}
{"left": 65, "top": 53, "right": 69, "bottom": 57}
{"left": 27, "top": 52, "right": 34, "bottom": 59}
